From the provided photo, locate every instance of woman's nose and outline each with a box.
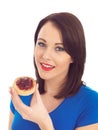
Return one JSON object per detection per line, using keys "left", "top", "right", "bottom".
{"left": 42, "top": 48, "right": 52, "bottom": 60}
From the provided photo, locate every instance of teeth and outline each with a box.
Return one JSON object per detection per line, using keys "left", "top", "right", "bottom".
{"left": 42, "top": 63, "right": 53, "bottom": 68}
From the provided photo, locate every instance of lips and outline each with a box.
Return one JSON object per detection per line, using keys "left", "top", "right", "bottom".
{"left": 40, "top": 63, "right": 55, "bottom": 71}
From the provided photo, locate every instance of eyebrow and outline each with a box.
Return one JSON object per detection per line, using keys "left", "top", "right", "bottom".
{"left": 37, "top": 38, "right": 46, "bottom": 42}
{"left": 37, "top": 38, "right": 63, "bottom": 45}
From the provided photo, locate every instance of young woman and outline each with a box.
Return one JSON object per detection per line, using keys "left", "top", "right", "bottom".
{"left": 9, "top": 12, "right": 98, "bottom": 130}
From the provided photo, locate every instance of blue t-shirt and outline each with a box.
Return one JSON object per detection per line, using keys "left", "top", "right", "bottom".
{"left": 10, "top": 85, "right": 98, "bottom": 130}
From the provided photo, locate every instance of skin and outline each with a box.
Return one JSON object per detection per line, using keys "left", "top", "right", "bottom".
{"left": 9, "top": 21, "right": 98, "bottom": 130}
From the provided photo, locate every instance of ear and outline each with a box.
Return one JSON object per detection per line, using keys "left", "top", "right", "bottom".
{"left": 70, "top": 57, "right": 74, "bottom": 63}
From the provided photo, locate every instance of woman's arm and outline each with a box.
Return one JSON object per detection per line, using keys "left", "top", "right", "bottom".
{"left": 8, "top": 111, "right": 14, "bottom": 130}
{"left": 75, "top": 123, "right": 98, "bottom": 130}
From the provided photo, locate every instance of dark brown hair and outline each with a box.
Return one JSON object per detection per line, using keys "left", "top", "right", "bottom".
{"left": 34, "top": 12, "right": 86, "bottom": 98}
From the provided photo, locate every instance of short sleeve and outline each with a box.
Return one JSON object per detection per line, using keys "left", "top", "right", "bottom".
{"left": 10, "top": 100, "right": 15, "bottom": 114}
{"left": 76, "top": 90, "right": 98, "bottom": 127}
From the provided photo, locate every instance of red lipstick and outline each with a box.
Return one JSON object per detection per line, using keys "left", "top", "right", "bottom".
{"left": 40, "top": 63, "right": 55, "bottom": 71}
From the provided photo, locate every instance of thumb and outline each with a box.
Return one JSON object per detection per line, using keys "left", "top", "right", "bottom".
{"left": 35, "top": 84, "right": 41, "bottom": 101}
{"left": 30, "top": 83, "right": 41, "bottom": 106}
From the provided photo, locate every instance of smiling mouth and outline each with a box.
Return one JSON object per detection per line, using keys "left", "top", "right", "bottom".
{"left": 40, "top": 63, "right": 55, "bottom": 71}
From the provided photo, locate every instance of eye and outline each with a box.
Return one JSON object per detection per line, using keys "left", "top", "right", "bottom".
{"left": 55, "top": 46, "right": 65, "bottom": 51}
{"left": 37, "top": 42, "right": 46, "bottom": 47}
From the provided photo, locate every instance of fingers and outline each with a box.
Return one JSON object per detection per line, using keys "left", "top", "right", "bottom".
{"left": 9, "top": 87, "right": 12, "bottom": 95}
{"left": 9, "top": 87, "right": 30, "bottom": 118}
{"left": 9, "top": 87, "right": 18, "bottom": 99}
{"left": 35, "top": 84, "right": 42, "bottom": 101}
{"left": 9, "top": 87, "right": 23, "bottom": 108}
{"left": 30, "top": 83, "right": 42, "bottom": 106}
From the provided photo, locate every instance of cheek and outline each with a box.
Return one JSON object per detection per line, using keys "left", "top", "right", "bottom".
{"left": 34, "top": 48, "right": 38, "bottom": 63}
{"left": 34, "top": 47, "right": 39, "bottom": 56}
{"left": 34, "top": 48, "right": 42, "bottom": 63}
{"left": 58, "top": 57, "right": 72, "bottom": 68}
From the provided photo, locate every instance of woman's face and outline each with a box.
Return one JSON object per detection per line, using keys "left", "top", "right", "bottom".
{"left": 34, "top": 21, "right": 73, "bottom": 82}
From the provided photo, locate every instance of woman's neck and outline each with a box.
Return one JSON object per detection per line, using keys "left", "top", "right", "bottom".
{"left": 44, "top": 78, "right": 66, "bottom": 96}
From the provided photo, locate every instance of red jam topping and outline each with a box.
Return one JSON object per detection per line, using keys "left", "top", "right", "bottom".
{"left": 16, "top": 77, "right": 33, "bottom": 90}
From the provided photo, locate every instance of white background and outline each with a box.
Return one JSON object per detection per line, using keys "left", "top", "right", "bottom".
{"left": 0, "top": 0, "right": 98, "bottom": 129}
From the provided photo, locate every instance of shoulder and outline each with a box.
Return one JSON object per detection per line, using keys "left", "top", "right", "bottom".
{"left": 74, "top": 85, "right": 98, "bottom": 108}
{"left": 69, "top": 85, "right": 98, "bottom": 119}
{"left": 67, "top": 85, "right": 98, "bottom": 107}
{"left": 73, "top": 85, "right": 98, "bottom": 99}
{"left": 75, "top": 85, "right": 98, "bottom": 127}
{"left": 78, "top": 85, "right": 98, "bottom": 102}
